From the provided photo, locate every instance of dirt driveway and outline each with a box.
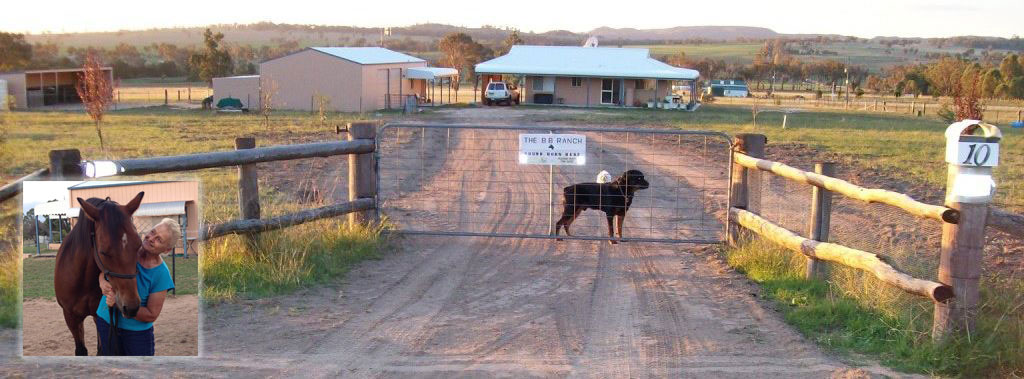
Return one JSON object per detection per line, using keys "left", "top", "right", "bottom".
{"left": 1, "top": 107, "right": 906, "bottom": 377}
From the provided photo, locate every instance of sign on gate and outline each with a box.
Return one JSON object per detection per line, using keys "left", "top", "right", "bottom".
{"left": 518, "top": 134, "right": 587, "bottom": 165}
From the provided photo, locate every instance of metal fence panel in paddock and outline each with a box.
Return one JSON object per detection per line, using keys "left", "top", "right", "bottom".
{"left": 377, "top": 123, "right": 733, "bottom": 243}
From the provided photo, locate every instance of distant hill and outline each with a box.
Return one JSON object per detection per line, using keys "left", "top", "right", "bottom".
{"left": 588, "top": 26, "right": 779, "bottom": 41}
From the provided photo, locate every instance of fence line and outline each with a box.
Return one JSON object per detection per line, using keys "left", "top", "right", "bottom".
{"left": 725, "top": 132, "right": 985, "bottom": 341}
{"left": 0, "top": 122, "right": 381, "bottom": 246}
{"left": 730, "top": 207, "right": 953, "bottom": 302}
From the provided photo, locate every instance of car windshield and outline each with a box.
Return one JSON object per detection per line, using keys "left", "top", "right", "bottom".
{"left": 489, "top": 83, "right": 505, "bottom": 90}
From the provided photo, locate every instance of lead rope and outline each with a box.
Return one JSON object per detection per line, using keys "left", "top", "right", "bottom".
{"left": 104, "top": 302, "right": 125, "bottom": 355}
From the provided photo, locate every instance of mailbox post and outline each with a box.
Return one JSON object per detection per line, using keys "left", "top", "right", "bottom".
{"left": 933, "top": 120, "right": 1001, "bottom": 341}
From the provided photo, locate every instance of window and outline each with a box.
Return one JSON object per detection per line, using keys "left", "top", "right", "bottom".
{"left": 532, "top": 77, "right": 544, "bottom": 91}
{"left": 635, "top": 79, "right": 645, "bottom": 90}
{"left": 571, "top": 77, "right": 583, "bottom": 87}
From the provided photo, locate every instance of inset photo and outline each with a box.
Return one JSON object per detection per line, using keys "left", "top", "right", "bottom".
{"left": 21, "top": 180, "right": 199, "bottom": 356}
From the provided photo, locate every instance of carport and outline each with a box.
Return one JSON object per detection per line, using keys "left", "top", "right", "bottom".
{"left": 405, "top": 67, "right": 459, "bottom": 106}
{"left": 0, "top": 67, "right": 113, "bottom": 109}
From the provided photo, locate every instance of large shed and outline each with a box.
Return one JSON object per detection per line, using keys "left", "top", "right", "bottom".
{"left": 258, "top": 47, "right": 456, "bottom": 112}
{"left": 0, "top": 67, "right": 113, "bottom": 109}
{"left": 475, "top": 46, "right": 699, "bottom": 108}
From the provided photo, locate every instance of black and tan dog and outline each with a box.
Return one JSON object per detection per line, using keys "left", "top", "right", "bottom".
{"left": 553, "top": 170, "right": 650, "bottom": 244}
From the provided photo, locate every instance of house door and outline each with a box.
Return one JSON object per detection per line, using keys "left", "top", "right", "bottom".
{"left": 601, "top": 79, "right": 621, "bottom": 105}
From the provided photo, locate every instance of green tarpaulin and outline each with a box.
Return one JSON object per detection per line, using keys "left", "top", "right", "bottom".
{"left": 216, "top": 97, "right": 244, "bottom": 109}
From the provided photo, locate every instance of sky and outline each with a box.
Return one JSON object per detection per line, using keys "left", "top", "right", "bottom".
{"left": 1, "top": 0, "right": 1021, "bottom": 39}
{"left": 22, "top": 181, "right": 83, "bottom": 217}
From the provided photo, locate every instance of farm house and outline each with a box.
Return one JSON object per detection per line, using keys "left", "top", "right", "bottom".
{"left": 256, "top": 47, "right": 458, "bottom": 112}
{"left": 0, "top": 67, "right": 113, "bottom": 109}
{"left": 474, "top": 46, "right": 700, "bottom": 109}
{"left": 212, "top": 75, "right": 260, "bottom": 109}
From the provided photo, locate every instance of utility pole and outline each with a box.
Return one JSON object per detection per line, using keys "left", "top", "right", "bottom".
{"left": 380, "top": 27, "right": 391, "bottom": 47}
{"left": 844, "top": 57, "right": 851, "bottom": 109}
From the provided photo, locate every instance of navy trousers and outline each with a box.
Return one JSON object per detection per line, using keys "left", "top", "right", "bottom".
{"left": 94, "top": 317, "right": 155, "bottom": 356}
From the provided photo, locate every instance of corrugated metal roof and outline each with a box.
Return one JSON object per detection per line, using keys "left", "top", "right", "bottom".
{"left": 310, "top": 47, "right": 426, "bottom": 65}
{"left": 69, "top": 181, "right": 171, "bottom": 190}
{"left": 68, "top": 200, "right": 186, "bottom": 218}
{"left": 406, "top": 67, "right": 459, "bottom": 80}
{"left": 475, "top": 46, "right": 699, "bottom": 80}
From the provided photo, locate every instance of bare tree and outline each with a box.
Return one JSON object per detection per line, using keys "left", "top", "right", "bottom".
{"left": 75, "top": 53, "right": 112, "bottom": 152}
{"left": 260, "top": 78, "right": 278, "bottom": 129}
{"left": 953, "top": 70, "right": 985, "bottom": 121}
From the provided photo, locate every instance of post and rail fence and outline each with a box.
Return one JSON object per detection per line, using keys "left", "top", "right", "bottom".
{"left": 1, "top": 121, "right": 381, "bottom": 245}
{"left": 726, "top": 124, "right": 1011, "bottom": 341}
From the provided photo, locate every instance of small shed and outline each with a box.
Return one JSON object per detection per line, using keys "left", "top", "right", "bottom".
{"left": 212, "top": 75, "right": 260, "bottom": 109}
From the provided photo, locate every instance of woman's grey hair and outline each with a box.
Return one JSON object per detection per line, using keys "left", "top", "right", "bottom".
{"left": 155, "top": 218, "right": 183, "bottom": 246}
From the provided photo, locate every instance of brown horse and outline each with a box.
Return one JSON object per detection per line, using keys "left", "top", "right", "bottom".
{"left": 55, "top": 192, "right": 144, "bottom": 356}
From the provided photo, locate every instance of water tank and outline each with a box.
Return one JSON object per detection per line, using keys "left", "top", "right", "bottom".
{"left": 0, "top": 79, "right": 7, "bottom": 111}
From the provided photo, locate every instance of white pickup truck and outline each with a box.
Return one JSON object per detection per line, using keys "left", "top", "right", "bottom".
{"left": 483, "top": 81, "right": 519, "bottom": 106}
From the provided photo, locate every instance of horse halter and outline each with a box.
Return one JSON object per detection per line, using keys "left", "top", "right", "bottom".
{"left": 90, "top": 198, "right": 137, "bottom": 282}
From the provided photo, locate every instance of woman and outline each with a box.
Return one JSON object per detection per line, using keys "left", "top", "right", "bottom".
{"left": 96, "top": 218, "right": 180, "bottom": 356}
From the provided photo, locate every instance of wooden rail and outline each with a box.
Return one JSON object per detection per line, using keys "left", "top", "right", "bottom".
{"left": 200, "top": 198, "right": 376, "bottom": 240}
{"left": 731, "top": 207, "right": 954, "bottom": 302}
{"left": 0, "top": 168, "right": 49, "bottom": 203}
{"left": 110, "top": 139, "right": 375, "bottom": 176}
{"left": 733, "top": 152, "right": 959, "bottom": 224}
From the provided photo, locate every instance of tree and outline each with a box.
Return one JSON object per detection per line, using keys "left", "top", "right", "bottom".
{"left": 925, "top": 57, "right": 969, "bottom": 96}
{"left": 75, "top": 53, "right": 113, "bottom": 152}
{"left": 188, "top": 29, "right": 233, "bottom": 84}
{"left": 999, "top": 54, "right": 1023, "bottom": 80}
{"left": 500, "top": 30, "right": 524, "bottom": 55}
{"left": 438, "top": 33, "right": 492, "bottom": 79}
{"left": 0, "top": 32, "right": 32, "bottom": 71}
{"left": 981, "top": 68, "right": 1003, "bottom": 98}
{"left": 952, "top": 70, "right": 984, "bottom": 121}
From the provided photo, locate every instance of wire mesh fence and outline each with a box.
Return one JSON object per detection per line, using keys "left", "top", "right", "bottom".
{"left": 377, "top": 124, "right": 733, "bottom": 243}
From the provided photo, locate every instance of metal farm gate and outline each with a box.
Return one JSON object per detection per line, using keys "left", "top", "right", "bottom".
{"left": 376, "top": 124, "right": 733, "bottom": 243}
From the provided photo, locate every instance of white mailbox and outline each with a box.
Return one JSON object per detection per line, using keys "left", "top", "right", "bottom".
{"left": 944, "top": 120, "right": 1001, "bottom": 203}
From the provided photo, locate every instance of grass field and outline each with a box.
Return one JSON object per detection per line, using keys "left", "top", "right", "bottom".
{"left": 727, "top": 237, "right": 1023, "bottom": 376}
{"left": 22, "top": 254, "right": 199, "bottom": 299}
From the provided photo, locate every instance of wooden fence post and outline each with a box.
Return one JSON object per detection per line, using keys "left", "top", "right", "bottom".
{"left": 236, "top": 137, "right": 261, "bottom": 250}
{"left": 727, "top": 133, "right": 766, "bottom": 246}
{"left": 806, "top": 162, "right": 835, "bottom": 280}
{"left": 48, "top": 149, "right": 82, "bottom": 180}
{"left": 932, "top": 124, "right": 998, "bottom": 341}
{"left": 348, "top": 121, "right": 378, "bottom": 227}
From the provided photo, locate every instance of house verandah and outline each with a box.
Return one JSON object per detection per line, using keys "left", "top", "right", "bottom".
{"left": 473, "top": 45, "right": 700, "bottom": 110}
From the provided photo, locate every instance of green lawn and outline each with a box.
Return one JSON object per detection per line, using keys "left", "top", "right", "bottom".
{"left": 530, "top": 104, "right": 1022, "bottom": 211}
{"left": 23, "top": 254, "right": 198, "bottom": 299}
